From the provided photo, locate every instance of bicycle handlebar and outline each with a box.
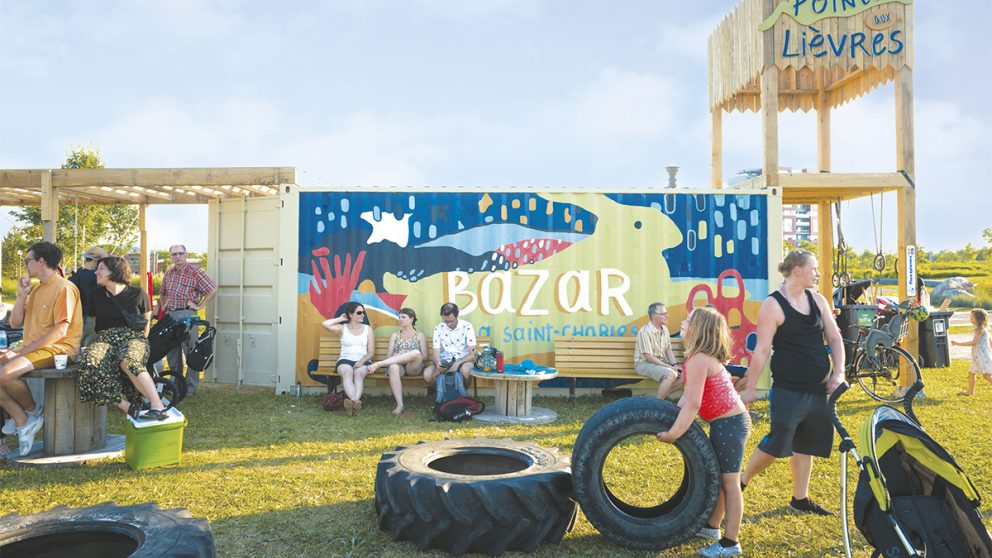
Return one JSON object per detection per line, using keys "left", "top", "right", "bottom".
{"left": 828, "top": 382, "right": 852, "bottom": 441}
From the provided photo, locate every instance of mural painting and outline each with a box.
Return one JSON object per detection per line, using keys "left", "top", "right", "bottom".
{"left": 295, "top": 191, "right": 771, "bottom": 383}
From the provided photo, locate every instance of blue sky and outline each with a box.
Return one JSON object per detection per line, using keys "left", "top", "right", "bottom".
{"left": 1, "top": 0, "right": 989, "bottom": 252}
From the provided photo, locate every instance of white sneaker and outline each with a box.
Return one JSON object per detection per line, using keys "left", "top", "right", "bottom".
{"left": 699, "top": 541, "right": 742, "bottom": 557}
{"left": 4, "top": 406, "right": 42, "bottom": 436}
{"left": 17, "top": 414, "right": 44, "bottom": 457}
{"left": 695, "top": 527, "right": 721, "bottom": 541}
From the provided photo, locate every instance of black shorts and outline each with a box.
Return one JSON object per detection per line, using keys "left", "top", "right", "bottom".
{"left": 757, "top": 387, "right": 834, "bottom": 458}
{"left": 336, "top": 359, "right": 359, "bottom": 372}
{"left": 709, "top": 412, "right": 752, "bottom": 473}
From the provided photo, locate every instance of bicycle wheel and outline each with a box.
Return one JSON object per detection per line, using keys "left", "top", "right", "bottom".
{"left": 853, "top": 345, "right": 919, "bottom": 404}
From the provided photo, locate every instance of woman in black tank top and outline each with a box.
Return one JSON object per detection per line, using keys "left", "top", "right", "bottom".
{"left": 768, "top": 290, "right": 830, "bottom": 393}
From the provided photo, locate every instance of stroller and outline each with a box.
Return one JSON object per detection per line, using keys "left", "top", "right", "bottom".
{"left": 146, "top": 314, "right": 216, "bottom": 408}
{"left": 830, "top": 378, "right": 992, "bottom": 557}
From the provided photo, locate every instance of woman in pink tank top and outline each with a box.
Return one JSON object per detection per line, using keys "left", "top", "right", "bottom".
{"left": 657, "top": 307, "right": 751, "bottom": 557}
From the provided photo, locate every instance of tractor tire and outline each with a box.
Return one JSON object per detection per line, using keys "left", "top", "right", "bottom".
{"left": 0, "top": 502, "right": 215, "bottom": 558}
{"left": 571, "top": 397, "right": 721, "bottom": 551}
{"left": 375, "top": 438, "right": 577, "bottom": 557}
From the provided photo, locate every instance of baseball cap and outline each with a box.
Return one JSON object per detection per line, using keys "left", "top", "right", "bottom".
{"left": 82, "top": 246, "right": 108, "bottom": 260}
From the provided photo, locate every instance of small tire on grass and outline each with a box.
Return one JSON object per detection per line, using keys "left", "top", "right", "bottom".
{"left": 571, "top": 396, "right": 721, "bottom": 551}
{"left": 375, "top": 438, "right": 577, "bottom": 557}
{"left": 0, "top": 501, "right": 215, "bottom": 558}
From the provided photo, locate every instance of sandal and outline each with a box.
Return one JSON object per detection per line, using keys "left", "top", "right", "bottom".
{"left": 127, "top": 403, "right": 144, "bottom": 420}
{"left": 343, "top": 399, "right": 355, "bottom": 416}
{"left": 138, "top": 409, "right": 168, "bottom": 421}
{"left": 352, "top": 400, "right": 362, "bottom": 415}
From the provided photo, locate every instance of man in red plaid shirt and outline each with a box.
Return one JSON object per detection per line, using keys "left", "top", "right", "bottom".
{"left": 158, "top": 245, "right": 217, "bottom": 395}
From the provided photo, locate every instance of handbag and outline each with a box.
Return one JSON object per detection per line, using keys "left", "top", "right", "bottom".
{"left": 322, "top": 389, "right": 346, "bottom": 411}
{"left": 106, "top": 290, "right": 149, "bottom": 332}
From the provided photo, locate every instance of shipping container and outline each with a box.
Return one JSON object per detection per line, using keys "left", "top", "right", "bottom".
{"left": 208, "top": 186, "right": 782, "bottom": 393}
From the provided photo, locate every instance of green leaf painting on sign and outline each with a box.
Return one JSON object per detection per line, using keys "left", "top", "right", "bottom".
{"left": 758, "top": 0, "right": 912, "bottom": 32}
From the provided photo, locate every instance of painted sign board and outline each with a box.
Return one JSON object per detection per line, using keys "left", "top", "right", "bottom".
{"left": 760, "top": 0, "right": 912, "bottom": 62}
{"left": 295, "top": 190, "right": 780, "bottom": 383}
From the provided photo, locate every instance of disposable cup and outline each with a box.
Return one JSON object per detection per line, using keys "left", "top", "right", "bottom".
{"left": 54, "top": 354, "right": 68, "bottom": 370}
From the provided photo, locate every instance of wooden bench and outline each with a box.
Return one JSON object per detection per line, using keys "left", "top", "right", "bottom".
{"left": 310, "top": 333, "right": 491, "bottom": 391}
{"left": 24, "top": 366, "right": 107, "bottom": 456}
{"left": 554, "top": 336, "right": 686, "bottom": 402}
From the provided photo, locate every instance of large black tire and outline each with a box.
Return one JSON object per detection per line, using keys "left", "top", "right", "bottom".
{"left": 375, "top": 438, "right": 578, "bottom": 557}
{"left": 0, "top": 502, "right": 215, "bottom": 558}
{"left": 571, "top": 397, "right": 721, "bottom": 551}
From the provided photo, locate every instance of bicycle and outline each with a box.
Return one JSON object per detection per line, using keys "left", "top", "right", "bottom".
{"left": 843, "top": 299, "right": 927, "bottom": 404}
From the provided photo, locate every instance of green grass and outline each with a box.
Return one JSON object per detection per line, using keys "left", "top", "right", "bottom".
{"left": 3, "top": 364, "right": 991, "bottom": 557}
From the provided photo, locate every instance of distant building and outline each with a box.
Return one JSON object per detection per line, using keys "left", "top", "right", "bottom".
{"left": 728, "top": 167, "right": 819, "bottom": 247}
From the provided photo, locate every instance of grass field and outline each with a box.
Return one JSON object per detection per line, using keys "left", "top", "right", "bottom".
{"left": 2, "top": 362, "right": 991, "bottom": 557}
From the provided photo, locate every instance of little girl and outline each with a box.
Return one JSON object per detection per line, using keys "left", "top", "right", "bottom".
{"left": 657, "top": 307, "right": 751, "bottom": 558}
{"left": 951, "top": 308, "right": 992, "bottom": 396}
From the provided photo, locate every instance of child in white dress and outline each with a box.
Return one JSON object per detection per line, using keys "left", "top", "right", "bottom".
{"left": 951, "top": 309, "right": 992, "bottom": 396}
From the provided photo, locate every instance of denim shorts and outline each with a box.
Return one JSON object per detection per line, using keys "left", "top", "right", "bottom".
{"left": 757, "top": 387, "right": 834, "bottom": 458}
{"left": 709, "top": 412, "right": 752, "bottom": 474}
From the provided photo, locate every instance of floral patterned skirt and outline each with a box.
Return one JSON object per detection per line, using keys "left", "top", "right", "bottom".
{"left": 78, "top": 327, "right": 150, "bottom": 408}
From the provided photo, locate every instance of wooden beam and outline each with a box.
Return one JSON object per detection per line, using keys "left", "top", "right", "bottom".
{"left": 41, "top": 171, "right": 56, "bottom": 242}
{"left": 896, "top": 63, "right": 917, "bottom": 385}
{"left": 817, "top": 84, "right": 831, "bottom": 173}
{"left": 0, "top": 167, "right": 295, "bottom": 189}
{"left": 711, "top": 108, "right": 723, "bottom": 188}
{"left": 818, "top": 202, "right": 834, "bottom": 304}
{"left": 778, "top": 172, "right": 909, "bottom": 189}
{"left": 761, "top": 67, "right": 779, "bottom": 187}
{"left": 139, "top": 204, "right": 148, "bottom": 284}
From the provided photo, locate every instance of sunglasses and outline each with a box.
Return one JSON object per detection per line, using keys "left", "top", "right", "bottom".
{"left": 353, "top": 310, "right": 365, "bottom": 316}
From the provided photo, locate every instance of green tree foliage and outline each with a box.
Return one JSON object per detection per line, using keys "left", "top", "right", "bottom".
{"left": 983, "top": 228, "right": 992, "bottom": 246}
{"left": 2, "top": 146, "right": 139, "bottom": 276}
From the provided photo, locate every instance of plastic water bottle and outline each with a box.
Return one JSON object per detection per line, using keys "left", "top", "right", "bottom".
{"left": 0, "top": 330, "right": 7, "bottom": 349}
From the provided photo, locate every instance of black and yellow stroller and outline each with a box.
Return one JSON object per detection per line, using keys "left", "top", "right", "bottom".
{"left": 830, "top": 379, "right": 992, "bottom": 557}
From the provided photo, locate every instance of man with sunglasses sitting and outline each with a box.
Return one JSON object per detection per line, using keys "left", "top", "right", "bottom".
{"left": 158, "top": 245, "right": 217, "bottom": 396}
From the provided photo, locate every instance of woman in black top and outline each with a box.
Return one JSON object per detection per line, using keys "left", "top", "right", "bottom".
{"left": 78, "top": 256, "right": 167, "bottom": 421}
{"left": 738, "top": 250, "right": 846, "bottom": 516}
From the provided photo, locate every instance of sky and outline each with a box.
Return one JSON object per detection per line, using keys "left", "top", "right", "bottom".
{"left": 0, "top": 0, "right": 989, "bottom": 253}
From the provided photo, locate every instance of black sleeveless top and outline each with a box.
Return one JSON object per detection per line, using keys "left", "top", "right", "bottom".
{"left": 769, "top": 290, "right": 830, "bottom": 393}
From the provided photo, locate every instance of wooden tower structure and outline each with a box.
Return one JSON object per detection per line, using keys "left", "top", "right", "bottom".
{"left": 708, "top": 0, "right": 919, "bottom": 365}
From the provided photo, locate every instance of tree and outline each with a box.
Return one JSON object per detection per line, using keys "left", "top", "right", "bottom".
{"left": 983, "top": 228, "right": 992, "bottom": 247}
{"left": 7, "top": 146, "right": 139, "bottom": 270}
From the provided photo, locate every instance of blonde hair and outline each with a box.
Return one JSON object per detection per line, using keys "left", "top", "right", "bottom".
{"left": 972, "top": 309, "right": 989, "bottom": 332}
{"left": 777, "top": 250, "right": 814, "bottom": 277}
{"left": 684, "top": 307, "right": 733, "bottom": 363}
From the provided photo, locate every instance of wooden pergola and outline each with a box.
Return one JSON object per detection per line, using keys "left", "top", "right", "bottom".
{"left": 0, "top": 167, "right": 294, "bottom": 277}
{"left": 708, "top": 0, "right": 918, "bottom": 362}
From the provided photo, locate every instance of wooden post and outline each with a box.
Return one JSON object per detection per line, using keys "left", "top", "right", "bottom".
{"left": 711, "top": 108, "right": 723, "bottom": 188}
{"left": 761, "top": 67, "right": 779, "bottom": 187}
{"left": 41, "top": 170, "right": 57, "bottom": 242}
{"left": 817, "top": 88, "right": 833, "bottom": 305}
{"left": 139, "top": 204, "right": 148, "bottom": 281}
{"left": 818, "top": 202, "right": 834, "bottom": 304}
{"left": 895, "top": 64, "right": 917, "bottom": 385}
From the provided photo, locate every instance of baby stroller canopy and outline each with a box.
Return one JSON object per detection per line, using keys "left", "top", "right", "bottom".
{"left": 831, "top": 380, "right": 992, "bottom": 558}
{"left": 859, "top": 406, "right": 981, "bottom": 512}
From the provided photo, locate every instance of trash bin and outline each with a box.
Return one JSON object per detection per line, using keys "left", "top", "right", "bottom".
{"left": 918, "top": 310, "right": 953, "bottom": 368}
{"left": 836, "top": 304, "right": 880, "bottom": 366}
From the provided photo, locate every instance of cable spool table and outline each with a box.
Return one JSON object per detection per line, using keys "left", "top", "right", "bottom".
{"left": 470, "top": 364, "right": 557, "bottom": 425}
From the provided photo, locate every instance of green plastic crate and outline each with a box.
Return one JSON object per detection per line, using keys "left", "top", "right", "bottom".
{"left": 125, "top": 414, "right": 187, "bottom": 470}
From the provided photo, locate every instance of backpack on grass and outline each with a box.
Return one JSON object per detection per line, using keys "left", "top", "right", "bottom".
{"left": 435, "top": 370, "right": 468, "bottom": 404}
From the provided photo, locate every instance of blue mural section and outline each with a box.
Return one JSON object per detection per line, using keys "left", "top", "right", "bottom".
{"left": 606, "top": 193, "right": 768, "bottom": 280}
{"left": 298, "top": 191, "right": 598, "bottom": 298}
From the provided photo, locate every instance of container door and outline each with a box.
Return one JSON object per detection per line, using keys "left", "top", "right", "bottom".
{"left": 208, "top": 195, "right": 281, "bottom": 387}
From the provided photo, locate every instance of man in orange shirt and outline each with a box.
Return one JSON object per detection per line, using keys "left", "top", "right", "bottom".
{"left": 0, "top": 242, "right": 83, "bottom": 456}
